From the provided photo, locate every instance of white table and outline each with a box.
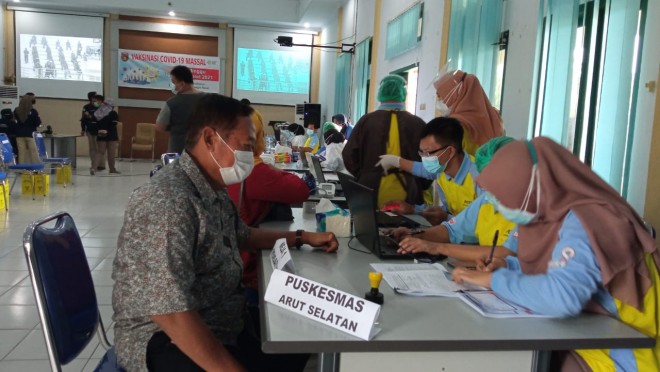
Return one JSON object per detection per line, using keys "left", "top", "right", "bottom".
{"left": 258, "top": 210, "right": 654, "bottom": 372}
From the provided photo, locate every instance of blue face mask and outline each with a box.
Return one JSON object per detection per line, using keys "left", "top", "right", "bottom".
{"left": 421, "top": 147, "right": 450, "bottom": 175}
{"left": 484, "top": 166, "right": 541, "bottom": 226}
{"left": 306, "top": 129, "right": 315, "bottom": 136}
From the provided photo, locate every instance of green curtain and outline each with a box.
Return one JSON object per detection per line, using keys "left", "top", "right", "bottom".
{"left": 385, "top": 3, "right": 422, "bottom": 59}
{"left": 334, "top": 52, "right": 352, "bottom": 118}
{"left": 447, "top": 0, "right": 503, "bottom": 100}
{"left": 352, "top": 38, "right": 370, "bottom": 124}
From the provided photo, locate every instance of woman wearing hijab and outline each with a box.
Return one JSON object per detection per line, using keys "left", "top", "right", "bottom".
{"left": 13, "top": 95, "right": 42, "bottom": 164}
{"left": 321, "top": 126, "right": 346, "bottom": 172}
{"left": 227, "top": 113, "right": 310, "bottom": 303}
{"left": 453, "top": 137, "right": 660, "bottom": 371}
{"left": 92, "top": 95, "right": 120, "bottom": 175}
{"left": 434, "top": 70, "right": 504, "bottom": 156}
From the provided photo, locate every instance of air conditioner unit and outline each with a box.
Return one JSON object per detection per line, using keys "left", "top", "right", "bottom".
{"left": 293, "top": 103, "right": 321, "bottom": 128}
{"left": 0, "top": 85, "right": 19, "bottom": 110}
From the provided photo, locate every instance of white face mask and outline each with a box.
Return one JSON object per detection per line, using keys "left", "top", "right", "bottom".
{"left": 169, "top": 81, "right": 178, "bottom": 94}
{"left": 209, "top": 132, "right": 254, "bottom": 186}
{"left": 435, "top": 100, "right": 450, "bottom": 116}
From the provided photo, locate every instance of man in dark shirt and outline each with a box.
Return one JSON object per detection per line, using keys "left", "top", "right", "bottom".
{"left": 80, "top": 91, "right": 105, "bottom": 171}
{"left": 113, "top": 94, "right": 338, "bottom": 371}
{"left": 156, "top": 65, "right": 204, "bottom": 153}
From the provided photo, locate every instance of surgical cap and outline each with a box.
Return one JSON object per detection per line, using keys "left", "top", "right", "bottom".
{"left": 475, "top": 136, "right": 515, "bottom": 172}
{"left": 322, "top": 121, "right": 335, "bottom": 134}
{"left": 377, "top": 75, "right": 407, "bottom": 102}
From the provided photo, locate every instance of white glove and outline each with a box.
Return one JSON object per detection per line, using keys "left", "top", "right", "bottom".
{"left": 375, "top": 155, "right": 401, "bottom": 175}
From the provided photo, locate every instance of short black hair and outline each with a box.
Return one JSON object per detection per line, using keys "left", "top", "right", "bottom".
{"left": 93, "top": 94, "right": 105, "bottom": 101}
{"left": 286, "top": 123, "right": 305, "bottom": 136}
{"left": 324, "top": 128, "right": 345, "bottom": 145}
{"left": 332, "top": 114, "right": 346, "bottom": 124}
{"left": 185, "top": 94, "right": 254, "bottom": 151}
{"left": 421, "top": 117, "right": 464, "bottom": 154}
{"left": 87, "top": 91, "right": 97, "bottom": 100}
{"left": 25, "top": 92, "right": 35, "bottom": 96}
{"left": 170, "top": 65, "right": 194, "bottom": 84}
{"left": 240, "top": 98, "right": 251, "bottom": 105}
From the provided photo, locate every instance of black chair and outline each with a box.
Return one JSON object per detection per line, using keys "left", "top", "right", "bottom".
{"left": 23, "top": 212, "right": 123, "bottom": 371}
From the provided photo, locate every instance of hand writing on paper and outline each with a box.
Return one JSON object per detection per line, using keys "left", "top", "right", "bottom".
{"left": 452, "top": 268, "right": 493, "bottom": 288}
{"left": 304, "top": 231, "right": 339, "bottom": 253}
{"left": 475, "top": 255, "right": 508, "bottom": 272}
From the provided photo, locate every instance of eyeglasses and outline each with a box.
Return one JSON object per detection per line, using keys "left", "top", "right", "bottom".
{"left": 418, "top": 145, "right": 450, "bottom": 158}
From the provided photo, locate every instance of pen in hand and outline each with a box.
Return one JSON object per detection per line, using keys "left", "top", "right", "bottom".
{"left": 484, "top": 230, "right": 499, "bottom": 267}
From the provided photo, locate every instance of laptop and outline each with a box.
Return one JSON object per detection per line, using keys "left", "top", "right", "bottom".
{"left": 309, "top": 155, "right": 340, "bottom": 185}
{"left": 336, "top": 172, "right": 419, "bottom": 229}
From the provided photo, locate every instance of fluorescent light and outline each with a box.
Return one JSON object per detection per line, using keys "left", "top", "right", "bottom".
{"left": 304, "top": 22, "right": 310, "bottom": 28}
{"left": 168, "top": 10, "right": 176, "bottom": 17}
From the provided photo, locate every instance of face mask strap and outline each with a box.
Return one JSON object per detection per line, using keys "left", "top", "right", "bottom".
{"left": 520, "top": 141, "right": 541, "bottom": 214}
{"left": 209, "top": 132, "right": 235, "bottom": 170}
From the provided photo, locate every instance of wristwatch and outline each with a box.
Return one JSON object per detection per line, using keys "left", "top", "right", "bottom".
{"left": 295, "top": 229, "right": 304, "bottom": 250}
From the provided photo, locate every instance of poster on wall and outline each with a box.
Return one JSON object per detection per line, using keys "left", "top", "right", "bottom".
{"left": 118, "top": 49, "right": 220, "bottom": 93}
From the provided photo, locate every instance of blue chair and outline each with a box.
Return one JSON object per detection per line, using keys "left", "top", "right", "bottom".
{"left": 23, "top": 212, "right": 123, "bottom": 372}
{"left": 0, "top": 133, "right": 46, "bottom": 199}
{"left": 160, "top": 152, "right": 179, "bottom": 165}
{"left": 33, "top": 131, "right": 72, "bottom": 187}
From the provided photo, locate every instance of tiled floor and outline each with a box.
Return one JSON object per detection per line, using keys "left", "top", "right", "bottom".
{"left": 0, "top": 158, "right": 155, "bottom": 371}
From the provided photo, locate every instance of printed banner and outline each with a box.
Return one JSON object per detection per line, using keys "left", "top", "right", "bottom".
{"left": 118, "top": 49, "right": 220, "bottom": 93}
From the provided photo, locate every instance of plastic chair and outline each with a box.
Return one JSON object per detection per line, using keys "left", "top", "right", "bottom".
{"left": 23, "top": 212, "right": 123, "bottom": 372}
{"left": 130, "top": 123, "right": 155, "bottom": 162}
{"left": 0, "top": 133, "right": 46, "bottom": 200}
{"left": 33, "top": 131, "right": 72, "bottom": 187}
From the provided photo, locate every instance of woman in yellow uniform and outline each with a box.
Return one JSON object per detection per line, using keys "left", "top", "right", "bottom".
{"left": 454, "top": 137, "right": 660, "bottom": 371}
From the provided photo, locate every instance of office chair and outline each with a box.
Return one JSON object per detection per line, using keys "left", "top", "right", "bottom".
{"left": 0, "top": 133, "right": 46, "bottom": 200}
{"left": 23, "top": 212, "right": 123, "bottom": 372}
{"left": 33, "top": 131, "right": 72, "bottom": 187}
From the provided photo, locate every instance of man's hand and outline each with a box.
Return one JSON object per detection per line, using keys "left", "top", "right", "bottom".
{"left": 382, "top": 200, "right": 414, "bottom": 215}
{"left": 375, "top": 155, "right": 401, "bottom": 175}
{"left": 397, "top": 237, "right": 440, "bottom": 255}
{"left": 383, "top": 226, "right": 411, "bottom": 242}
{"left": 475, "top": 255, "right": 508, "bottom": 272}
{"left": 452, "top": 268, "right": 493, "bottom": 288}
{"left": 304, "top": 231, "right": 338, "bottom": 253}
{"left": 420, "top": 207, "right": 449, "bottom": 225}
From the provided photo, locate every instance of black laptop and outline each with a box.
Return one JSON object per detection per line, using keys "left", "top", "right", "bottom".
{"left": 309, "top": 155, "right": 341, "bottom": 190}
{"left": 336, "top": 172, "right": 419, "bottom": 228}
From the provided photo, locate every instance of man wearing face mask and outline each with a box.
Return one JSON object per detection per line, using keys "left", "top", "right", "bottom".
{"left": 156, "top": 65, "right": 204, "bottom": 154}
{"left": 113, "top": 94, "right": 338, "bottom": 372}
{"left": 380, "top": 117, "right": 482, "bottom": 225}
{"left": 298, "top": 123, "right": 320, "bottom": 154}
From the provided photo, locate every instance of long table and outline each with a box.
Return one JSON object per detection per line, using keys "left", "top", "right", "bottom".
{"left": 258, "top": 209, "right": 654, "bottom": 372}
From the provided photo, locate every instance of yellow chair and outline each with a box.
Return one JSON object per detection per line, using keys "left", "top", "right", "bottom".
{"left": 130, "top": 123, "right": 156, "bottom": 162}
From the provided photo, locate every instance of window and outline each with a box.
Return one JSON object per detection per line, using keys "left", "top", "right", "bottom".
{"left": 385, "top": 2, "right": 423, "bottom": 60}
{"left": 391, "top": 63, "right": 419, "bottom": 115}
{"left": 352, "top": 37, "right": 371, "bottom": 123}
{"left": 334, "top": 52, "right": 352, "bottom": 118}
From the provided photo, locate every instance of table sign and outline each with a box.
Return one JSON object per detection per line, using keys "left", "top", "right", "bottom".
{"left": 265, "top": 269, "right": 381, "bottom": 340}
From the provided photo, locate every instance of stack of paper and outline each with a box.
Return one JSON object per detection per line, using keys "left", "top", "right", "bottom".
{"left": 369, "top": 263, "right": 484, "bottom": 297}
{"left": 457, "top": 290, "right": 554, "bottom": 318}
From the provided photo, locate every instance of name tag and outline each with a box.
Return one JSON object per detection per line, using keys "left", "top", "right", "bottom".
{"left": 265, "top": 270, "right": 381, "bottom": 340}
{"left": 270, "top": 238, "right": 296, "bottom": 274}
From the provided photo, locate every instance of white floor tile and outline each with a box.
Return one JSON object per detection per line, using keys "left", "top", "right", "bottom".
{"left": 0, "top": 305, "right": 40, "bottom": 329}
{"left": 82, "top": 358, "right": 101, "bottom": 372}
{"left": 93, "top": 258, "right": 115, "bottom": 271}
{"left": 0, "top": 259, "right": 28, "bottom": 271}
{"left": 95, "top": 286, "right": 113, "bottom": 305}
{"left": 0, "top": 358, "right": 87, "bottom": 372}
{"left": 0, "top": 286, "right": 35, "bottom": 305}
{"left": 0, "top": 330, "right": 30, "bottom": 359}
{"left": 90, "top": 270, "right": 114, "bottom": 286}
{"left": 4, "top": 329, "right": 98, "bottom": 361}
{"left": 0, "top": 271, "right": 29, "bottom": 287}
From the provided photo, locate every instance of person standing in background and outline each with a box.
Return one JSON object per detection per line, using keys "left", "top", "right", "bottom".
{"left": 332, "top": 113, "right": 352, "bottom": 139}
{"left": 92, "top": 95, "right": 120, "bottom": 175}
{"left": 81, "top": 91, "right": 106, "bottom": 172}
{"left": 156, "top": 65, "right": 204, "bottom": 154}
{"left": 13, "top": 95, "right": 41, "bottom": 164}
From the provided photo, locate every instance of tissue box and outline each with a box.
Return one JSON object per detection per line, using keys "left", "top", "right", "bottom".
{"left": 315, "top": 199, "right": 351, "bottom": 238}
{"left": 274, "top": 153, "right": 291, "bottom": 163}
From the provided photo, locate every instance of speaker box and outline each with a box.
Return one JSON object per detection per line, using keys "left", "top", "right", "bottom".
{"left": 303, "top": 103, "right": 321, "bottom": 129}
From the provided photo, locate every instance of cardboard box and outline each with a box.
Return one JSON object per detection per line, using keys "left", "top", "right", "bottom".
{"left": 21, "top": 174, "right": 50, "bottom": 196}
{"left": 56, "top": 165, "right": 72, "bottom": 185}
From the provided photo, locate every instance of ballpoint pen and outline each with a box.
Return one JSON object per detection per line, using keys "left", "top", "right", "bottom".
{"left": 484, "top": 230, "right": 499, "bottom": 267}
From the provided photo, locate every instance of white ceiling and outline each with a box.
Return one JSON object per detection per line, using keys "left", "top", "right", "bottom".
{"left": 6, "top": 0, "right": 344, "bottom": 31}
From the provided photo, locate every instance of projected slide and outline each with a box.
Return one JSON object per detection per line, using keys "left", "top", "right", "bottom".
{"left": 235, "top": 48, "right": 310, "bottom": 94}
{"left": 18, "top": 34, "right": 102, "bottom": 82}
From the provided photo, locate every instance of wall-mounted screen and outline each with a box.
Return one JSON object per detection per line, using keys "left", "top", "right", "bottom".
{"left": 15, "top": 11, "right": 104, "bottom": 99}
{"left": 233, "top": 28, "right": 313, "bottom": 105}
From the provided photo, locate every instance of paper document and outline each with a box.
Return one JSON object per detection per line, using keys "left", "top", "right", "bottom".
{"left": 458, "top": 290, "right": 555, "bottom": 318}
{"left": 370, "top": 263, "right": 484, "bottom": 297}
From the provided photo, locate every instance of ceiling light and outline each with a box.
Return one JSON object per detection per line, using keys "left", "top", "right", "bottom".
{"left": 304, "top": 22, "right": 310, "bottom": 29}
{"left": 168, "top": 10, "right": 176, "bottom": 17}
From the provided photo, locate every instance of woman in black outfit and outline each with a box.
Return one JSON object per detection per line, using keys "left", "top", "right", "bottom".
{"left": 13, "top": 95, "right": 42, "bottom": 164}
{"left": 91, "top": 95, "right": 120, "bottom": 175}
